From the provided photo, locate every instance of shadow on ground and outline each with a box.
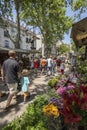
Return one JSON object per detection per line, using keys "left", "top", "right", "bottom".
{"left": 0, "top": 79, "right": 49, "bottom": 130}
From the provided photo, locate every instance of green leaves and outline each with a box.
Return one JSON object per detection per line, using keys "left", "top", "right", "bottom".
{"left": 20, "top": 0, "right": 73, "bottom": 53}
{"left": 59, "top": 43, "right": 70, "bottom": 54}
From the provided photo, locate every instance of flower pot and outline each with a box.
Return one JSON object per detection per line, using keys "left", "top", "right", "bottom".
{"left": 69, "top": 126, "right": 85, "bottom": 130}
{"left": 78, "top": 126, "right": 85, "bottom": 130}
{"left": 69, "top": 127, "right": 77, "bottom": 130}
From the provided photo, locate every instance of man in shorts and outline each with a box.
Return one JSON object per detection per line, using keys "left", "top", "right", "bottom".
{"left": 1, "top": 50, "right": 20, "bottom": 111}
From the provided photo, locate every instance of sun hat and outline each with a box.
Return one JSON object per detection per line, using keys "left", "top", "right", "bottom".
{"left": 22, "top": 69, "right": 29, "bottom": 76}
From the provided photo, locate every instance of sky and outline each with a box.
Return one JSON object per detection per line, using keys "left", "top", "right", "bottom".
{"left": 62, "top": 7, "right": 87, "bottom": 44}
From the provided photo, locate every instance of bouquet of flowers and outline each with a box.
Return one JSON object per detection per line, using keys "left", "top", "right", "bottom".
{"left": 58, "top": 84, "right": 87, "bottom": 128}
{"left": 42, "top": 103, "right": 60, "bottom": 118}
{"left": 42, "top": 98, "right": 63, "bottom": 130}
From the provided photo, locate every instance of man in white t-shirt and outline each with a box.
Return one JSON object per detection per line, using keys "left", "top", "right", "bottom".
{"left": 46, "top": 56, "right": 53, "bottom": 76}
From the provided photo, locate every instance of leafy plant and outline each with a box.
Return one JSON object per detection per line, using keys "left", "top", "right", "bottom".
{"left": 2, "top": 91, "right": 62, "bottom": 130}
{"left": 48, "top": 77, "right": 58, "bottom": 88}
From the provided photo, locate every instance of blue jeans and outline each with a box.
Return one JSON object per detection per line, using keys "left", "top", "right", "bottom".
{"left": 46, "top": 66, "right": 52, "bottom": 75}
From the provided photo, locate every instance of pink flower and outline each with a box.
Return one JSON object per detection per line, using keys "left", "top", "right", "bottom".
{"left": 67, "top": 85, "right": 75, "bottom": 90}
{"left": 57, "top": 87, "right": 67, "bottom": 95}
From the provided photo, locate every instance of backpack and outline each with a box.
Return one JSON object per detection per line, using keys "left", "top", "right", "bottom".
{"left": 41, "top": 59, "right": 46, "bottom": 66}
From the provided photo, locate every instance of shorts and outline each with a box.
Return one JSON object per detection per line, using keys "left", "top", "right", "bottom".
{"left": 7, "top": 83, "right": 18, "bottom": 95}
{"left": 24, "top": 92, "right": 28, "bottom": 97}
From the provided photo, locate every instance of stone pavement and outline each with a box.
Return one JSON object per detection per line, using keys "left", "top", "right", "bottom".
{"left": 0, "top": 74, "right": 49, "bottom": 130}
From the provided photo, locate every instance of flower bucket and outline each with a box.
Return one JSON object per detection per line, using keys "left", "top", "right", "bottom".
{"left": 69, "top": 127, "right": 78, "bottom": 130}
{"left": 78, "top": 126, "right": 85, "bottom": 130}
{"left": 69, "top": 126, "right": 85, "bottom": 130}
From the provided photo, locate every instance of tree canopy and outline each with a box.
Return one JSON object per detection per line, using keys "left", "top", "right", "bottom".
{"left": 0, "top": 0, "right": 87, "bottom": 51}
{"left": 20, "top": 0, "right": 73, "bottom": 48}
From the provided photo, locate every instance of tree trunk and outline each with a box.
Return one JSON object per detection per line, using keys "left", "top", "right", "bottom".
{"left": 14, "top": 0, "right": 20, "bottom": 49}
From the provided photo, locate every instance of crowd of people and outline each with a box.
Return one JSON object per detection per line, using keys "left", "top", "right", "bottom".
{"left": 0, "top": 50, "right": 76, "bottom": 111}
{"left": 29, "top": 55, "right": 66, "bottom": 76}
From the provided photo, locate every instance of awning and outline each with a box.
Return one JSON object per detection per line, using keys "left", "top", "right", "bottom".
{"left": 0, "top": 47, "right": 29, "bottom": 53}
{"left": 14, "top": 48, "right": 29, "bottom": 53}
{"left": 0, "top": 47, "right": 41, "bottom": 54}
{"left": 71, "top": 17, "right": 87, "bottom": 48}
{"left": 28, "top": 49, "right": 40, "bottom": 53}
{"left": 0, "top": 47, "right": 10, "bottom": 53}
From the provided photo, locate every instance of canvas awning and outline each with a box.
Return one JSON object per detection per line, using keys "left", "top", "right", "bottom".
{"left": 71, "top": 17, "right": 87, "bottom": 48}
{"left": 0, "top": 47, "right": 29, "bottom": 53}
{"left": 0, "top": 47, "right": 41, "bottom": 54}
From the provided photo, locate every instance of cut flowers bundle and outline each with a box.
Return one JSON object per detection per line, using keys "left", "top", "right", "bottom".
{"left": 43, "top": 83, "right": 87, "bottom": 129}
{"left": 57, "top": 84, "right": 87, "bottom": 128}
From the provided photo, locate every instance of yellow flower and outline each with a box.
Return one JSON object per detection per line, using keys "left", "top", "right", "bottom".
{"left": 43, "top": 104, "right": 60, "bottom": 118}
{"left": 50, "top": 105, "right": 60, "bottom": 117}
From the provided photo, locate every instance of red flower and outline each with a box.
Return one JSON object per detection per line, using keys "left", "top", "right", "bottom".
{"left": 58, "top": 84, "right": 87, "bottom": 125}
{"left": 65, "top": 114, "right": 82, "bottom": 124}
{"left": 80, "top": 85, "right": 87, "bottom": 94}
{"left": 70, "top": 93, "right": 79, "bottom": 105}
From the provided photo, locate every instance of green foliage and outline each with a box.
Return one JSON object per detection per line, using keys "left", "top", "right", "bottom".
{"left": 71, "top": 42, "right": 77, "bottom": 52}
{"left": 48, "top": 77, "right": 58, "bottom": 88}
{"left": 69, "top": 0, "right": 87, "bottom": 19}
{"left": 59, "top": 43, "right": 70, "bottom": 54}
{"left": 20, "top": 0, "right": 73, "bottom": 50}
{"left": 2, "top": 92, "right": 63, "bottom": 130}
{"left": 0, "top": 0, "right": 22, "bottom": 47}
{"left": 72, "top": 0, "right": 87, "bottom": 10}
{"left": 2, "top": 95, "right": 48, "bottom": 130}
{"left": 77, "top": 60, "right": 87, "bottom": 74}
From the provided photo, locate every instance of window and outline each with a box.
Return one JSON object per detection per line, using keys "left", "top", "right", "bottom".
{"left": 4, "top": 40, "right": 9, "bottom": 48}
{"left": 4, "top": 30, "right": 9, "bottom": 37}
{"left": 26, "top": 37, "right": 31, "bottom": 43}
{"left": 31, "top": 40, "right": 36, "bottom": 49}
{"left": 26, "top": 37, "right": 29, "bottom": 43}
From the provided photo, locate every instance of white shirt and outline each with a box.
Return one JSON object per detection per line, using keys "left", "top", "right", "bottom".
{"left": 60, "top": 63, "right": 65, "bottom": 69}
{"left": 47, "top": 58, "right": 53, "bottom": 67}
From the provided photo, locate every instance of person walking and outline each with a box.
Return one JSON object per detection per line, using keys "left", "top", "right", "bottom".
{"left": 52, "top": 58, "right": 57, "bottom": 75}
{"left": 21, "top": 69, "right": 30, "bottom": 103}
{"left": 46, "top": 55, "right": 53, "bottom": 76}
{"left": 34, "top": 58, "right": 39, "bottom": 74}
{"left": 60, "top": 61, "right": 65, "bottom": 75}
{"left": 1, "top": 50, "right": 20, "bottom": 111}
{"left": 40, "top": 56, "right": 47, "bottom": 75}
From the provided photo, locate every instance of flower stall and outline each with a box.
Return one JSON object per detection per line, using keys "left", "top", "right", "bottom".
{"left": 45, "top": 74, "right": 87, "bottom": 130}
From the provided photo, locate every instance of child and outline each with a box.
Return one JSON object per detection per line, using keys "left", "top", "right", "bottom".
{"left": 60, "top": 62, "right": 65, "bottom": 74}
{"left": 21, "top": 69, "right": 30, "bottom": 103}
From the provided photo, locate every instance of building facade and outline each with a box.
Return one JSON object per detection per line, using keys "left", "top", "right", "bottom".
{"left": 0, "top": 18, "right": 42, "bottom": 64}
